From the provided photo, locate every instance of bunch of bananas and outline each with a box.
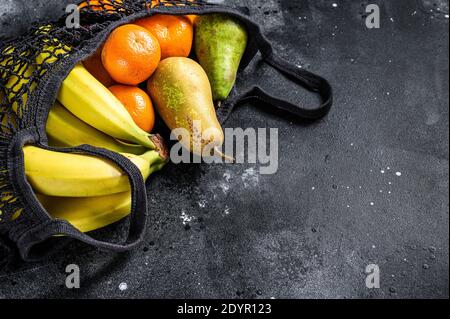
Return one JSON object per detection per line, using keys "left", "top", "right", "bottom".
{"left": 2, "top": 29, "right": 169, "bottom": 232}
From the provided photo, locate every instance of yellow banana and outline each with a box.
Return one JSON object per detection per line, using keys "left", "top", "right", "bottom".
{"left": 35, "top": 149, "right": 168, "bottom": 233}
{"left": 4, "top": 31, "right": 164, "bottom": 152}
{"left": 36, "top": 191, "right": 132, "bottom": 233}
{"left": 3, "top": 26, "right": 69, "bottom": 114}
{"left": 0, "top": 46, "right": 15, "bottom": 81}
{"left": 57, "top": 63, "right": 161, "bottom": 150}
{"left": 5, "top": 59, "right": 35, "bottom": 116}
{"left": 24, "top": 146, "right": 168, "bottom": 197}
{"left": 46, "top": 102, "right": 147, "bottom": 155}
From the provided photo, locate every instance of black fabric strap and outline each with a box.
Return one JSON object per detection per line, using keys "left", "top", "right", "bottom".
{"left": 11, "top": 142, "right": 148, "bottom": 262}
{"left": 217, "top": 13, "right": 333, "bottom": 124}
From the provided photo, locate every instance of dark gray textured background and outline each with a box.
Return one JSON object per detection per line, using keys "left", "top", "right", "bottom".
{"left": 0, "top": 0, "right": 448, "bottom": 299}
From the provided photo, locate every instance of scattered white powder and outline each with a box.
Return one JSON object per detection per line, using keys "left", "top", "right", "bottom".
{"left": 223, "top": 171, "right": 232, "bottom": 182}
{"left": 219, "top": 183, "right": 230, "bottom": 194}
{"left": 198, "top": 200, "right": 207, "bottom": 208}
{"left": 396, "top": 172, "right": 402, "bottom": 177}
{"left": 119, "top": 283, "right": 128, "bottom": 291}
{"left": 180, "top": 211, "right": 194, "bottom": 225}
{"left": 242, "top": 168, "right": 260, "bottom": 188}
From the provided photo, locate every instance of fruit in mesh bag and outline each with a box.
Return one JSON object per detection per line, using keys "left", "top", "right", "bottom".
{"left": 109, "top": 85, "right": 155, "bottom": 133}
{"left": 148, "top": 57, "right": 231, "bottom": 160}
{"left": 2, "top": 27, "right": 161, "bottom": 151}
{"left": 83, "top": 47, "right": 115, "bottom": 87}
{"left": 57, "top": 63, "right": 162, "bottom": 149}
{"left": 78, "top": 0, "right": 123, "bottom": 12}
{"left": 37, "top": 191, "right": 132, "bottom": 233}
{"left": 24, "top": 145, "right": 168, "bottom": 198}
{"left": 194, "top": 14, "right": 248, "bottom": 101}
{"left": 135, "top": 15, "right": 193, "bottom": 59}
{"left": 102, "top": 24, "right": 161, "bottom": 85}
{"left": 46, "top": 102, "right": 147, "bottom": 155}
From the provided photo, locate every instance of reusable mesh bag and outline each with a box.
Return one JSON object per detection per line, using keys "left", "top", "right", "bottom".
{"left": 0, "top": 0, "right": 333, "bottom": 263}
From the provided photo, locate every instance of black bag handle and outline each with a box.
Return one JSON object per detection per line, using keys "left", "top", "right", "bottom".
{"left": 216, "top": 12, "right": 333, "bottom": 124}
{"left": 9, "top": 135, "right": 148, "bottom": 262}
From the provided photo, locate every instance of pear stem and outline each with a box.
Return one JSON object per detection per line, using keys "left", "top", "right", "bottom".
{"left": 214, "top": 147, "right": 235, "bottom": 163}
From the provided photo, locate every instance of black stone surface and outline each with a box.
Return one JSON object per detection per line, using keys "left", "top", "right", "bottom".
{"left": 0, "top": 0, "right": 448, "bottom": 299}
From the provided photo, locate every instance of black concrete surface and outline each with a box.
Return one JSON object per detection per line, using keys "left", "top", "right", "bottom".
{"left": 0, "top": 0, "right": 448, "bottom": 299}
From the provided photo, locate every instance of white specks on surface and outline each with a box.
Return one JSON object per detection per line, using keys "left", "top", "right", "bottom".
{"left": 386, "top": 91, "right": 390, "bottom": 96}
{"left": 224, "top": 206, "right": 231, "bottom": 216}
{"left": 242, "top": 167, "right": 260, "bottom": 188}
{"left": 370, "top": 202, "right": 375, "bottom": 206}
{"left": 390, "top": 17, "right": 395, "bottom": 22}
{"left": 332, "top": 3, "right": 338, "bottom": 8}
{"left": 396, "top": 172, "right": 402, "bottom": 177}
{"left": 372, "top": 245, "right": 376, "bottom": 249}
{"left": 219, "top": 183, "right": 230, "bottom": 194}
{"left": 381, "top": 170, "right": 385, "bottom": 174}
{"left": 223, "top": 171, "right": 231, "bottom": 182}
{"left": 180, "top": 210, "right": 195, "bottom": 225}
{"left": 119, "top": 282, "right": 128, "bottom": 291}
{"left": 445, "top": 14, "right": 449, "bottom": 19}
{"left": 198, "top": 200, "right": 207, "bottom": 208}
{"left": 312, "top": 187, "right": 316, "bottom": 190}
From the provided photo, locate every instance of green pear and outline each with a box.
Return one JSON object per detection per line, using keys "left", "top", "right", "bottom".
{"left": 147, "top": 57, "right": 228, "bottom": 160}
{"left": 194, "top": 14, "right": 248, "bottom": 101}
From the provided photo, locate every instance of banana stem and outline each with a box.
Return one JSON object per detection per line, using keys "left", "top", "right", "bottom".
{"left": 140, "top": 139, "right": 169, "bottom": 166}
{"left": 114, "top": 140, "right": 147, "bottom": 155}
